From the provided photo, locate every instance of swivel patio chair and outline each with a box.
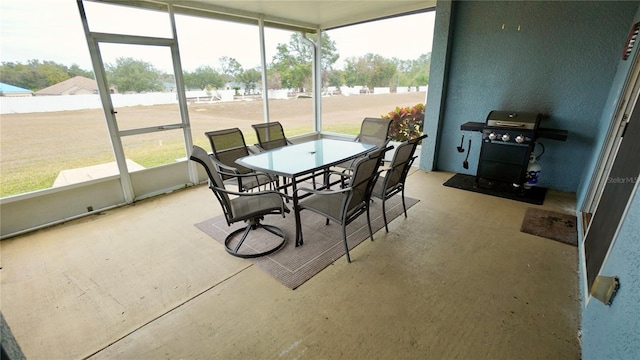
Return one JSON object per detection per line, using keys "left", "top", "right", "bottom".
{"left": 190, "top": 145, "right": 289, "bottom": 258}
{"left": 293, "top": 147, "right": 388, "bottom": 263}
{"left": 372, "top": 133, "right": 428, "bottom": 232}
{"left": 205, "top": 128, "right": 277, "bottom": 192}
{"left": 251, "top": 121, "right": 293, "bottom": 151}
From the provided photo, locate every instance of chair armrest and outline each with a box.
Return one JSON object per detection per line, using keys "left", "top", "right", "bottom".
{"left": 293, "top": 186, "right": 351, "bottom": 197}
{"left": 208, "top": 155, "right": 241, "bottom": 174}
{"left": 212, "top": 186, "right": 290, "bottom": 213}
{"left": 214, "top": 185, "right": 286, "bottom": 199}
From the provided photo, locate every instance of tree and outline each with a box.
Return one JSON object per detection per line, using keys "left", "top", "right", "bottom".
{"left": 269, "top": 32, "right": 339, "bottom": 90}
{"left": 237, "top": 67, "right": 262, "bottom": 93}
{"left": 68, "top": 64, "right": 94, "bottom": 79}
{"left": 326, "top": 69, "right": 344, "bottom": 87}
{"left": 38, "top": 61, "right": 70, "bottom": 85}
{"left": 105, "top": 57, "right": 163, "bottom": 93}
{"left": 0, "top": 59, "right": 93, "bottom": 91}
{"left": 343, "top": 53, "right": 400, "bottom": 88}
{"left": 183, "top": 65, "right": 225, "bottom": 90}
{"left": 218, "top": 56, "right": 243, "bottom": 83}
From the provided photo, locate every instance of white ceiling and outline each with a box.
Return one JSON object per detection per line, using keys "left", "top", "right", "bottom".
{"left": 165, "top": 0, "right": 436, "bottom": 30}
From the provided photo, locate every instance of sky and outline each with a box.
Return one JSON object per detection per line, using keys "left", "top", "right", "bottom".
{"left": 0, "top": 0, "right": 435, "bottom": 73}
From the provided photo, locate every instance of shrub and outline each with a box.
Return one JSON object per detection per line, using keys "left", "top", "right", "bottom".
{"left": 382, "top": 103, "right": 425, "bottom": 141}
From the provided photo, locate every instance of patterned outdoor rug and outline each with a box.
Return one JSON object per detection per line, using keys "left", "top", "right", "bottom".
{"left": 195, "top": 196, "right": 419, "bottom": 289}
{"left": 520, "top": 207, "right": 578, "bottom": 246}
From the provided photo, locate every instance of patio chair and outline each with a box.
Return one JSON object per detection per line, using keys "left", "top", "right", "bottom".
{"left": 332, "top": 117, "right": 393, "bottom": 174}
{"left": 190, "top": 145, "right": 289, "bottom": 258}
{"left": 293, "top": 146, "right": 389, "bottom": 263}
{"left": 372, "top": 133, "right": 428, "bottom": 232}
{"left": 205, "top": 128, "right": 277, "bottom": 192}
{"left": 355, "top": 117, "right": 393, "bottom": 147}
{"left": 252, "top": 121, "right": 320, "bottom": 191}
{"left": 251, "top": 121, "right": 293, "bottom": 151}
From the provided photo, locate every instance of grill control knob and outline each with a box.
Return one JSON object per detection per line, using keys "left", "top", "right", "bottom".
{"left": 488, "top": 132, "right": 497, "bottom": 140}
{"left": 515, "top": 135, "right": 525, "bottom": 144}
{"left": 501, "top": 133, "right": 510, "bottom": 142}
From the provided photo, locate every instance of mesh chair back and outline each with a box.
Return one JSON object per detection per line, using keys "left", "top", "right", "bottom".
{"left": 385, "top": 134, "right": 428, "bottom": 190}
{"left": 252, "top": 122, "right": 289, "bottom": 150}
{"left": 356, "top": 118, "right": 392, "bottom": 147}
{"left": 385, "top": 141, "right": 416, "bottom": 189}
{"left": 205, "top": 128, "right": 253, "bottom": 178}
{"left": 344, "top": 149, "right": 385, "bottom": 217}
{"left": 189, "top": 145, "right": 232, "bottom": 218}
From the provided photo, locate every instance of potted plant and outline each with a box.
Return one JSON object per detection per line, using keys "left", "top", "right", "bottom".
{"left": 381, "top": 103, "right": 425, "bottom": 162}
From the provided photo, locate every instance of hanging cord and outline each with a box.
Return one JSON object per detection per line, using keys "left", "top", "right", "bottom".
{"left": 533, "top": 141, "right": 545, "bottom": 160}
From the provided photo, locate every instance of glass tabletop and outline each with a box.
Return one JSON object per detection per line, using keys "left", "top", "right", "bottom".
{"left": 236, "top": 138, "right": 375, "bottom": 177}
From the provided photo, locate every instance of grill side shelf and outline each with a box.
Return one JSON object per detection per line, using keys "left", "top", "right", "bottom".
{"left": 536, "top": 127, "right": 568, "bottom": 141}
{"left": 460, "top": 121, "right": 484, "bottom": 132}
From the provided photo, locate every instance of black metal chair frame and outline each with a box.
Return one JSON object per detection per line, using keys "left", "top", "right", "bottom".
{"left": 251, "top": 121, "right": 294, "bottom": 151}
{"left": 293, "top": 146, "right": 389, "bottom": 263}
{"left": 190, "top": 145, "right": 288, "bottom": 258}
{"left": 372, "top": 134, "right": 428, "bottom": 232}
{"left": 205, "top": 128, "right": 277, "bottom": 192}
{"left": 355, "top": 117, "right": 393, "bottom": 147}
{"left": 329, "top": 117, "right": 393, "bottom": 186}
{"left": 252, "top": 121, "right": 324, "bottom": 192}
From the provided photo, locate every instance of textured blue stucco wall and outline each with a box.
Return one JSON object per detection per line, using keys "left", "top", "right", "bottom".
{"left": 433, "top": 1, "right": 636, "bottom": 192}
{"left": 581, "top": 188, "right": 640, "bottom": 359}
{"left": 425, "top": 2, "right": 640, "bottom": 358}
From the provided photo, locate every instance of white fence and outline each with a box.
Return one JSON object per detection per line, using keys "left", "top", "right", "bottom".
{"left": 1, "top": 86, "right": 429, "bottom": 114}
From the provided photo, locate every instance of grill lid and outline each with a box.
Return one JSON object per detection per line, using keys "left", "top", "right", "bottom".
{"left": 486, "top": 111, "right": 542, "bottom": 131}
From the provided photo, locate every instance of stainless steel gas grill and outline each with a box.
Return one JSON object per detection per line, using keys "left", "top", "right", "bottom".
{"left": 478, "top": 111, "right": 542, "bottom": 185}
{"left": 460, "top": 110, "right": 568, "bottom": 189}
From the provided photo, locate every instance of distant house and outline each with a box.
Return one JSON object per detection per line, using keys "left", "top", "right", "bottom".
{"left": 35, "top": 76, "right": 99, "bottom": 95}
{"left": 0, "top": 82, "right": 33, "bottom": 97}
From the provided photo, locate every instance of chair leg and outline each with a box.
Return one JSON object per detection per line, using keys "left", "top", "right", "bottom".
{"left": 342, "top": 225, "right": 351, "bottom": 263}
{"left": 224, "top": 221, "right": 286, "bottom": 258}
{"left": 366, "top": 206, "right": 374, "bottom": 241}
{"left": 381, "top": 197, "right": 389, "bottom": 233}
{"left": 401, "top": 187, "right": 408, "bottom": 217}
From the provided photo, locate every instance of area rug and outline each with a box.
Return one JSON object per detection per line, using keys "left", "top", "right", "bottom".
{"left": 195, "top": 196, "right": 419, "bottom": 289}
{"left": 443, "top": 173, "right": 547, "bottom": 205}
{"left": 520, "top": 207, "right": 578, "bottom": 246}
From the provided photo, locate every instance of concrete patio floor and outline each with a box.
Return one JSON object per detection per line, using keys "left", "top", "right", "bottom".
{"left": 0, "top": 170, "right": 581, "bottom": 359}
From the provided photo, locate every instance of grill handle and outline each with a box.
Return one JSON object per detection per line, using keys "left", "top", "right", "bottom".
{"left": 495, "top": 121, "right": 526, "bottom": 127}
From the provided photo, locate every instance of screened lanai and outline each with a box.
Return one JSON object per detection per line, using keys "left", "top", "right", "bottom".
{"left": 2, "top": 2, "right": 639, "bottom": 359}
{"left": 0, "top": 0, "right": 436, "bottom": 238}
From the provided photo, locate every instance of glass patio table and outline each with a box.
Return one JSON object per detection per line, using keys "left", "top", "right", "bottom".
{"left": 236, "top": 138, "right": 376, "bottom": 246}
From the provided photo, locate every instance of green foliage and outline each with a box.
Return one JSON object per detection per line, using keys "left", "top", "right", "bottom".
{"left": 0, "top": 60, "right": 94, "bottom": 91}
{"left": 237, "top": 67, "right": 261, "bottom": 92}
{"left": 270, "top": 32, "right": 339, "bottom": 90}
{"left": 382, "top": 103, "right": 425, "bottom": 141}
{"left": 325, "top": 69, "right": 344, "bottom": 88}
{"left": 218, "top": 56, "right": 243, "bottom": 82}
{"left": 343, "top": 53, "right": 397, "bottom": 88}
{"left": 105, "top": 57, "right": 164, "bottom": 93}
{"left": 183, "top": 65, "right": 225, "bottom": 90}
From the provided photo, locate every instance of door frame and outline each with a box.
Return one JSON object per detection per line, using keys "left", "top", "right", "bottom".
{"left": 581, "top": 51, "right": 640, "bottom": 221}
{"left": 580, "top": 47, "right": 640, "bottom": 303}
{"left": 77, "top": 1, "right": 195, "bottom": 203}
